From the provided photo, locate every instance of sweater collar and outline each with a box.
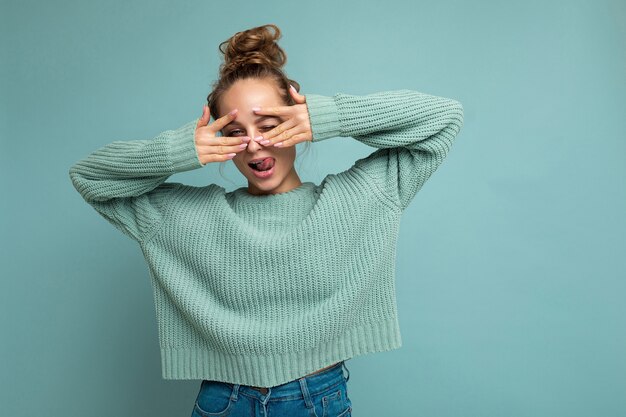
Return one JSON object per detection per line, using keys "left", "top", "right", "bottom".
{"left": 229, "top": 181, "right": 317, "bottom": 204}
{"left": 225, "top": 181, "right": 319, "bottom": 231}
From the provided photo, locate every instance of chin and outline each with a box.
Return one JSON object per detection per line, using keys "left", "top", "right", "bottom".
{"left": 248, "top": 176, "right": 285, "bottom": 194}
{"left": 243, "top": 159, "right": 285, "bottom": 193}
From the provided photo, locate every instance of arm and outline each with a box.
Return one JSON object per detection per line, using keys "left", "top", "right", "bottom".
{"left": 305, "top": 89, "right": 464, "bottom": 210}
{"left": 68, "top": 118, "right": 204, "bottom": 242}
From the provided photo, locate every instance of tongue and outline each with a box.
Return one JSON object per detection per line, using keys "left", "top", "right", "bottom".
{"left": 257, "top": 157, "right": 274, "bottom": 171}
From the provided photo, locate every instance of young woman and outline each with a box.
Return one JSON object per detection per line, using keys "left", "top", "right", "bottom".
{"left": 69, "top": 24, "right": 464, "bottom": 417}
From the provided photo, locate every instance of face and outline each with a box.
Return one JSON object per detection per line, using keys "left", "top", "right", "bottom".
{"left": 219, "top": 78, "right": 301, "bottom": 196}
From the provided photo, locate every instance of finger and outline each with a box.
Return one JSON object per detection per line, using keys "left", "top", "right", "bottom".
{"left": 252, "top": 105, "right": 291, "bottom": 116}
{"left": 255, "top": 118, "right": 297, "bottom": 143}
{"left": 195, "top": 139, "right": 248, "bottom": 160}
{"left": 262, "top": 124, "right": 300, "bottom": 146}
{"left": 209, "top": 108, "right": 239, "bottom": 132}
{"left": 288, "top": 84, "right": 298, "bottom": 99}
{"left": 274, "top": 132, "right": 309, "bottom": 148}
{"left": 289, "top": 84, "right": 306, "bottom": 104}
{"left": 196, "top": 105, "right": 210, "bottom": 128}
{"left": 202, "top": 135, "right": 250, "bottom": 147}
{"left": 202, "top": 152, "right": 238, "bottom": 164}
{"left": 206, "top": 141, "right": 249, "bottom": 155}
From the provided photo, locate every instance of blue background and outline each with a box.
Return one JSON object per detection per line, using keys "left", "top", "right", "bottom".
{"left": 2, "top": 0, "right": 625, "bottom": 416}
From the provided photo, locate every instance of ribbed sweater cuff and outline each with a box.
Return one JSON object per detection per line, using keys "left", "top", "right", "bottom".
{"left": 306, "top": 94, "right": 342, "bottom": 142}
{"left": 166, "top": 118, "right": 205, "bottom": 172}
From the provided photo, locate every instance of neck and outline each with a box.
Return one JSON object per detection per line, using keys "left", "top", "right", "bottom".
{"left": 247, "top": 168, "right": 302, "bottom": 196}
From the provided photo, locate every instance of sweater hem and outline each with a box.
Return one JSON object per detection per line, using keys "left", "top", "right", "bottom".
{"left": 160, "top": 317, "right": 402, "bottom": 387}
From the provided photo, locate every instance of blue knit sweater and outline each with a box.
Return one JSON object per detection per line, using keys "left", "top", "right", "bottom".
{"left": 69, "top": 89, "right": 464, "bottom": 387}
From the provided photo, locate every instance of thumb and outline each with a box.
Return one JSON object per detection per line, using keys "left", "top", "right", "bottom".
{"left": 289, "top": 84, "right": 306, "bottom": 104}
{"left": 197, "top": 105, "right": 210, "bottom": 128}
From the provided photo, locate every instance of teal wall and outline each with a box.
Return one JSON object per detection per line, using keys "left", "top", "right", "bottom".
{"left": 2, "top": 0, "right": 625, "bottom": 416}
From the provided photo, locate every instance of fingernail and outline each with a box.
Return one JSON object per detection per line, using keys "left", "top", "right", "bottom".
{"left": 229, "top": 109, "right": 238, "bottom": 116}
{"left": 289, "top": 84, "right": 295, "bottom": 91}
{"left": 252, "top": 107, "right": 261, "bottom": 112}
{"left": 261, "top": 139, "right": 270, "bottom": 145}
{"left": 254, "top": 135, "right": 263, "bottom": 141}
{"left": 274, "top": 142, "right": 283, "bottom": 147}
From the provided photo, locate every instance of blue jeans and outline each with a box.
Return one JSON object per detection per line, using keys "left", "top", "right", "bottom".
{"left": 191, "top": 361, "right": 352, "bottom": 417}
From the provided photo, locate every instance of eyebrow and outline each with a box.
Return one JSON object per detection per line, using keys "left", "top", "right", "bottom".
{"left": 225, "top": 115, "right": 281, "bottom": 127}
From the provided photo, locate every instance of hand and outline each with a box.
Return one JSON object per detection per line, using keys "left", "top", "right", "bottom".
{"left": 252, "top": 85, "right": 312, "bottom": 148}
{"left": 194, "top": 106, "right": 250, "bottom": 164}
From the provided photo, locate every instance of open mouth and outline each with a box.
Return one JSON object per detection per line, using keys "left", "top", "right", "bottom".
{"left": 247, "top": 157, "right": 275, "bottom": 172}
{"left": 247, "top": 157, "right": 276, "bottom": 179}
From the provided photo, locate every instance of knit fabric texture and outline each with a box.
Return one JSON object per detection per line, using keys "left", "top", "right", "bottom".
{"left": 69, "top": 89, "right": 464, "bottom": 387}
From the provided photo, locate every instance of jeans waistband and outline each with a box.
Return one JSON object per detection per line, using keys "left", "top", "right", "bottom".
{"left": 222, "top": 360, "right": 350, "bottom": 401}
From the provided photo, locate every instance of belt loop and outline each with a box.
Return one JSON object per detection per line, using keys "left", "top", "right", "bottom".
{"left": 342, "top": 361, "right": 350, "bottom": 382}
{"left": 229, "top": 383, "right": 240, "bottom": 402}
{"left": 298, "top": 377, "right": 315, "bottom": 409}
{"left": 260, "top": 387, "right": 272, "bottom": 416}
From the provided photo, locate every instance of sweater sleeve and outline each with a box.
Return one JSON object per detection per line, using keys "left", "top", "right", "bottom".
{"left": 305, "top": 89, "right": 464, "bottom": 210}
{"left": 68, "top": 117, "right": 205, "bottom": 243}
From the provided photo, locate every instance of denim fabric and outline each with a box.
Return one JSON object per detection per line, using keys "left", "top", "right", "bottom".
{"left": 191, "top": 361, "right": 352, "bottom": 417}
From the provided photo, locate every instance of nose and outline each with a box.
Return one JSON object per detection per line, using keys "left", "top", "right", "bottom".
{"left": 245, "top": 132, "right": 265, "bottom": 152}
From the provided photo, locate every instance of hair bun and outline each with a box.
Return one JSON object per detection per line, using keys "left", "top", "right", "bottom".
{"left": 219, "top": 24, "right": 286, "bottom": 78}
{"left": 207, "top": 24, "right": 301, "bottom": 119}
